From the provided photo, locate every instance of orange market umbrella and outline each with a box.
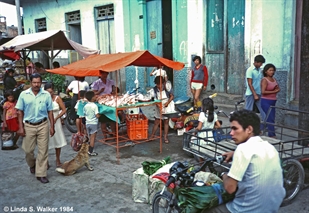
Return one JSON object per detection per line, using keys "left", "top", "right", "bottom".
{"left": 0, "top": 50, "right": 21, "bottom": 60}
{"left": 46, "top": 50, "right": 185, "bottom": 76}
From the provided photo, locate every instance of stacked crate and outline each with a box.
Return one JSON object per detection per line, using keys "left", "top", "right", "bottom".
{"left": 126, "top": 114, "right": 148, "bottom": 140}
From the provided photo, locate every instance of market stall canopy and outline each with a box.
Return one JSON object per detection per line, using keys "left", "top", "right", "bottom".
{"left": 47, "top": 50, "right": 185, "bottom": 77}
{"left": 0, "top": 30, "right": 100, "bottom": 58}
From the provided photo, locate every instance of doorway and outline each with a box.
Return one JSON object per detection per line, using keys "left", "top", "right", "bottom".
{"left": 146, "top": 0, "right": 173, "bottom": 87}
{"left": 205, "top": 0, "right": 245, "bottom": 94}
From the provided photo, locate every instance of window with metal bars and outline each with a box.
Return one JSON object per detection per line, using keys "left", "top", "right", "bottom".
{"left": 96, "top": 4, "right": 114, "bottom": 20}
{"left": 35, "top": 18, "right": 46, "bottom": 32}
{"left": 66, "top": 11, "right": 81, "bottom": 23}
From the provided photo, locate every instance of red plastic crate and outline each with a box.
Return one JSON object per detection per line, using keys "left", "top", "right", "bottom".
{"left": 126, "top": 114, "right": 148, "bottom": 129}
{"left": 127, "top": 127, "right": 148, "bottom": 140}
{"left": 126, "top": 114, "right": 148, "bottom": 140}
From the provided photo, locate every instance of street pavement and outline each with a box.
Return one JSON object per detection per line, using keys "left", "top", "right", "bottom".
{"left": 0, "top": 115, "right": 308, "bottom": 213}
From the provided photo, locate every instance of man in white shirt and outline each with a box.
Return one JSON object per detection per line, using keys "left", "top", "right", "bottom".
{"left": 150, "top": 66, "right": 168, "bottom": 82}
{"left": 91, "top": 71, "right": 116, "bottom": 139}
{"left": 66, "top": 76, "right": 89, "bottom": 121}
{"left": 205, "top": 110, "right": 285, "bottom": 213}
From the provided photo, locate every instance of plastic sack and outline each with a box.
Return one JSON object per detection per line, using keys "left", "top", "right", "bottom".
{"left": 132, "top": 167, "right": 149, "bottom": 204}
{"left": 70, "top": 133, "right": 87, "bottom": 152}
{"left": 1, "top": 131, "right": 14, "bottom": 149}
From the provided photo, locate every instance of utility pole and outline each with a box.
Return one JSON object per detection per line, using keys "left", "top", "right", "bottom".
{"left": 15, "top": 0, "right": 22, "bottom": 35}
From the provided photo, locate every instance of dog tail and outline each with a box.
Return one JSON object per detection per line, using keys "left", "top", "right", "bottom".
{"left": 56, "top": 167, "right": 65, "bottom": 174}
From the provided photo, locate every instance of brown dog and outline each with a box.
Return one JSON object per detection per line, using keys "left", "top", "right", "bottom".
{"left": 56, "top": 141, "right": 93, "bottom": 176}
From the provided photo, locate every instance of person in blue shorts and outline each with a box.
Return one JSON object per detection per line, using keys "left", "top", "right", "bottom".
{"left": 83, "top": 91, "right": 100, "bottom": 156}
{"left": 75, "top": 90, "right": 88, "bottom": 135}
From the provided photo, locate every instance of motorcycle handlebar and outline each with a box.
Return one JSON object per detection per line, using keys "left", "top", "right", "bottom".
{"left": 166, "top": 156, "right": 226, "bottom": 187}
{"left": 165, "top": 176, "right": 176, "bottom": 187}
{"left": 198, "top": 155, "right": 226, "bottom": 173}
{"left": 172, "top": 156, "right": 226, "bottom": 181}
{"left": 235, "top": 100, "right": 245, "bottom": 105}
{"left": 215, "top": 155, "right": 226, "bottom": 164}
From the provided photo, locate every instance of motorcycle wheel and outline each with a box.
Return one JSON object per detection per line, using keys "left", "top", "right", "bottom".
{"left": 64, "top": 111, "right": 77, "bottom": 133}
{"left": 152, "top": 191, "right": 180, "bottom": 213}
{"left": 281, "top": 158, "right": 305, "bottom": 206}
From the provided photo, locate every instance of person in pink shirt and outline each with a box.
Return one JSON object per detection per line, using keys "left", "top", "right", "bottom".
{"left": 261, "top": 64, "right": 280, "bottom": 137}
{"left": 92, "top": 70, "right": 116, "bottom": 140}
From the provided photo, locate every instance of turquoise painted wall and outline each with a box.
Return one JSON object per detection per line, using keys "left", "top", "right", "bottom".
{"left": 123, "top": 0, "right": 190, "bottom": 96}
{"left": 172, "top": 0, "right": 189, "bottom": 98}
{"left": 123, "top": 0, "right": 147, "bottom": 94}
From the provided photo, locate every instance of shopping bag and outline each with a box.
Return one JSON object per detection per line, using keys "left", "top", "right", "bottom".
{"left": 70, "top": 133, "right": 87, "bottom": 152}
{"left": 1, "top": 131, "right": 14, "bottom": 149}
{"left": 132, "top": 167, "right": 149, "bottom": 204}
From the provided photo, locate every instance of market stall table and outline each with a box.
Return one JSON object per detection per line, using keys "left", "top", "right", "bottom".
{"left": 96, "top": 100, "right": 163, "bottom": 162}
{"left": 46, "top": 50, "right": 185, "bottom": 162}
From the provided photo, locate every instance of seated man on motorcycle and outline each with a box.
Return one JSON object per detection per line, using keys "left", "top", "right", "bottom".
{"left": 205, "top": 109, "right": 285, "bottom": 213}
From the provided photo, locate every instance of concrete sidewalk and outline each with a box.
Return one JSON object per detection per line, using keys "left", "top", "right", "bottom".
{"left": 1, "top": 115, "right": 307, "bottom": 213}
{"left": 0, "top": 119, "right": 199, "bottom": 213}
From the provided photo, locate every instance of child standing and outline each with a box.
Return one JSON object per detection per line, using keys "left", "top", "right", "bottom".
{"left": 83, "top": 91, "right": 100, "bottom": 156}
{"left": 149, "top": 76, "right": 175, "bottom": 144}
{"left": 74, "top": 90, "right": 88, "bottom": 135}
{"left": 2, "top": 90, "right": 19, "bottom": 148}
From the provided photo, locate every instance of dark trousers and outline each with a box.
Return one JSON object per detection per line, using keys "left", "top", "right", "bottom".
{"left": 261, "top": 98, "right": 277, "bottom": 137}
{"left": 71, "top": 94, "right": 78, "bottom": 120}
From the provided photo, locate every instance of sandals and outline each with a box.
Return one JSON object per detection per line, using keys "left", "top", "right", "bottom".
{"left": 164, "top": 139, "right": 169, "bottom": 144}
{"left": 88, "top": 151, "right": 98, "bottom": 156}
{"left": 148, "top": 135, "right": 156, "bottom": 141}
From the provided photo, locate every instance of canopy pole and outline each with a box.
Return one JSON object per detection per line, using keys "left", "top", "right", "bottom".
{"left": 15, "top": 0, "right": 22, "bottom": 35}
{"left": 49, "top": 38, "right": 55, "bottom": 82}
{"left": 53, "top": 50, "right": 62, "bottom": 58}
{"left": 42, "top": 50, "right": 50, "bottom": 58}
{"left": 118, "top": 69, "right": 122, "bottom": 93}
{"left": 134, "top": 66, "right": 139, "bottom": 93}
{"left": 21, "top": 50, "right": 28, "bottom": 80}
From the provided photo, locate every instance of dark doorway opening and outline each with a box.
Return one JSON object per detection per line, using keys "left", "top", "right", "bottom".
{"left": 162, "top": 0, "right": 173, "bottom": 84}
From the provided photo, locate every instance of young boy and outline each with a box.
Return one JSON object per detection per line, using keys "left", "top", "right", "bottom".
{"left": 83, "top": 91, "right": 100, "bottom": 156}
{"left": 74, "top": 90, "right": 87, "bottom": 135}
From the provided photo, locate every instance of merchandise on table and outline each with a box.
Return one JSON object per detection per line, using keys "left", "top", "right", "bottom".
{"left": 97, "top": 94, "right": 136, "bottom": 107}
{"left": 97, "top": 93, "right": 154, "bottom": 107}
